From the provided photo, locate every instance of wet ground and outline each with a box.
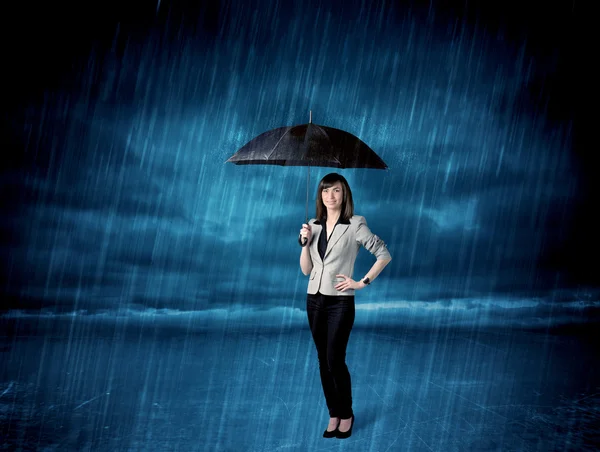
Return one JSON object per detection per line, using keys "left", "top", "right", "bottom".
{"left": 1, "top": 315, "right": 598, "bottom": 451}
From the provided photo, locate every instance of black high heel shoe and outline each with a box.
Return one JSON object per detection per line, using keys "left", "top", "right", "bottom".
{"left": 336, "top": 415, "right": 354, "bottom": 439}
{"left": 323, "top": 418, "right": 340, "bottom": 438}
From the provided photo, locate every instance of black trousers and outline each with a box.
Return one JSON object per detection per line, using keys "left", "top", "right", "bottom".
{"left": 306, "top": 291, "right": 355, "bottom": 419}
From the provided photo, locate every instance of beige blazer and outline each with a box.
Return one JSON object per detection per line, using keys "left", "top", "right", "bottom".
{"left": 304, "top": 215, "right": 391, "bottom": 296}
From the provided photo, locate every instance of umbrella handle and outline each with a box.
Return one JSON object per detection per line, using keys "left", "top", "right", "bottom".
{"left": 301, "top": 118, "right": 311, "bottom": 248}
{"left": 306, "top": 165, "right": 310, "bottom": 223}
{"left": 299, "top": 165, "right": 309, "bottom": 247}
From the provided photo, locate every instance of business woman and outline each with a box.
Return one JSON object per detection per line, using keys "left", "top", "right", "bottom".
{"left": 298, "top": 172, "right": 392, "bottom": 439}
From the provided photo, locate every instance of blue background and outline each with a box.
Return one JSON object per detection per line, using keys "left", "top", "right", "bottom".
{"left": 1, "top": 0, "right": 597, "bottom": 450}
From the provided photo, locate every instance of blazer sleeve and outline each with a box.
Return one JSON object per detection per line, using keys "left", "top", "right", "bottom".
{"left": 355, "top": 216, "right": 391, "bottom": 261}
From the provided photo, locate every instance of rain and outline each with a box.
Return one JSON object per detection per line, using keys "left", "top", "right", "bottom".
{"left": 1, "top": 0, "right": 597, "bottom": 450}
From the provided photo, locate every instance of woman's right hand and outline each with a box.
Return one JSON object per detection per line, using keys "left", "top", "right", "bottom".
{"left": 300, "top": 223, "right": 312, "bottom": 244}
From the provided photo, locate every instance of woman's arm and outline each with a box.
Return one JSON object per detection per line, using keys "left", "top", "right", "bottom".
{"left": 358, "top": 257, "right": 391, "bottom": 287}
{"left": 336, "top": 257, "right": 392, "bottom": 292}
{"left": 300, "top": 245, "right": 313, "bottom": 275}
{"left": 355, "top": 215, "right": 392, "bottom": 288}
{"left": 355, "top": 216, "right": 392, "bottom": 261}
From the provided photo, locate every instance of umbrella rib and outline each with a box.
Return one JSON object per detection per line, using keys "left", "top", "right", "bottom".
{"left": 266, "top": 127, "right": 293, "bottom": 160}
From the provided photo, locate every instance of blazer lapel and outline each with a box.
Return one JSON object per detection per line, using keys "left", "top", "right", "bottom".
{"left": 312, "top": 224, "right": 323, "bottom": 263}
{"left": 324, "top": 224, "right": 349, "bottom": 261}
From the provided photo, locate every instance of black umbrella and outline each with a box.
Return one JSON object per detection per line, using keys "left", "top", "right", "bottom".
{"left": 226, "top": 112, "right": 388, "bottom": 241}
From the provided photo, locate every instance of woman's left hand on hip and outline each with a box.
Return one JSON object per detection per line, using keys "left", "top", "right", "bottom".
{"left": 335, "top": 274, "right": 364, "bottom": 292}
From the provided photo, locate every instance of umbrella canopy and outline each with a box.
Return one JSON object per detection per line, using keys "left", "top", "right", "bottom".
{"left": 226, "top": 114, "right": 388, "bottom": 243}
{"left": 226, "top": 122, "right": 387, "bottom": 169}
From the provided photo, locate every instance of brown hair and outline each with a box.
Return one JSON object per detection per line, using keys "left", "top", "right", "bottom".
{"left": 315, "top": 173, "right": 354, "bottom": 221}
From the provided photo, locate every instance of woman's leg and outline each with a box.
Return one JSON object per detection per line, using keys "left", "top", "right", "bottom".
{"left": 325, "top": 295, "right": 355, "bottom": 420}
{"left": 307, "top": 292, "right": 339, "bottom": 418}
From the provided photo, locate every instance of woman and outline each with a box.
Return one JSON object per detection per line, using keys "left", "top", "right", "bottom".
{"left": 298, "top": 172, "right": 392, "bottom": 439}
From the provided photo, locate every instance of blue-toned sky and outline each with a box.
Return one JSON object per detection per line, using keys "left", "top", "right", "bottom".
{"left": 1, "top": 0, "right": 597, "bottom": 321}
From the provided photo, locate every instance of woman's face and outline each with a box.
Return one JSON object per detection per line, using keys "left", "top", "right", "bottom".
{"left": 322, "top": 181, "right": 344, "bottom": 211}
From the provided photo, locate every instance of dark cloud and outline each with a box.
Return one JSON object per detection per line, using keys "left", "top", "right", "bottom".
{"left": 1, "top": 0, "right": 591, "bottom": 317}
